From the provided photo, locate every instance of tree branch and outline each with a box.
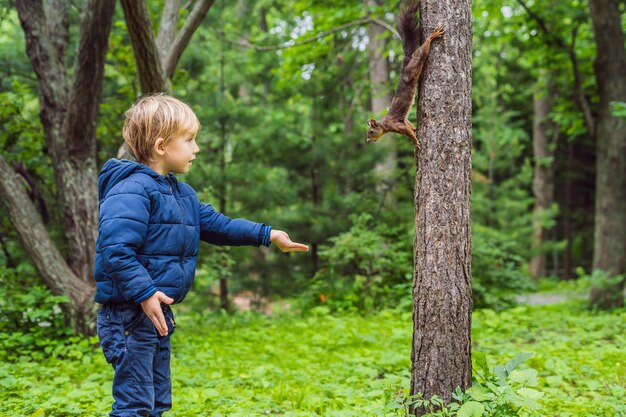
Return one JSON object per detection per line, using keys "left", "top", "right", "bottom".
{"left": 566, "top": 24, "right": 595, "bottom": 138}
{"left": 156, "top": 0, "right": 182, "bottom": 63}
{"left": 515, "top": 0, "right": 595, "bottom": 136}
{"left": 15, "top": 0, "right": 68, "bottom": 109}
{"left": 0, "top": 156, "right": 93, "bottom": 301}
{"left": 120, "top": 0, "right": 169, "bottom": 93}
{"left": 44, "top": 0, "right": 70, "bottom": 61}
{"left": 13, "top": 162, "right": 50, "bottom": 225}
{"left": 163, "top": 0, "right": 216, "bottom": 79}
{"left": 370, "top": 17, "right": 400, "bottom": 40}
{"left": 229, "top": 17, "right": 399, "bottom": 52}
{"left": 66, "top": 0, "right": 116, "bottom": 159}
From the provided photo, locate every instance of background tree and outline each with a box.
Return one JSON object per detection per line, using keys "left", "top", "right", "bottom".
{"left": 529, "top": 70, "right": 557, "bottom": 280}
{"left": 0, "top": 0, "right": 115, "bottom": 335}
{"left": 588, "top": 0, "right": 626, "bottom": 308}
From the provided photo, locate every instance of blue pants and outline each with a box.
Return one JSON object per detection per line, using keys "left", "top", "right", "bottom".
{"left": 97, "top": 302, "right": 176, "bottom": 417}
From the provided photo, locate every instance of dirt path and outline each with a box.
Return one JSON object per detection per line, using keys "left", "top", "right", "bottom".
{"left": 515, "top": 292, "right": 587, "bottom": 305}
{"left": 516, "top": 289, "right": 626, "bottom": 306}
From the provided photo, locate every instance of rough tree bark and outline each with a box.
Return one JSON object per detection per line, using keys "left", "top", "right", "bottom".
{"left": 410, "top": 0, "right": 472, "bottom": 411}
{"left": 588, "top": 0, "right": 626, "bottom": 309}
{"left": 530, "top": 70, "right": 557, "bottom": 280}
{"left": 0, "top": 0, "right": 115, "bottom": 336}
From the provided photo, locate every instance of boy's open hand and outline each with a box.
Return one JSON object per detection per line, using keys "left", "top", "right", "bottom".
{"left": 140, "top": 291, "right": 174, "bottom": 336}
{"left": 270, "top": 230, "right": 309, "bottom": 252}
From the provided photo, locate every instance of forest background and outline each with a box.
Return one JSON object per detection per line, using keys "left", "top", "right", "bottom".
{"left": 0, "top": 0, "right": 625, "bottom": 416}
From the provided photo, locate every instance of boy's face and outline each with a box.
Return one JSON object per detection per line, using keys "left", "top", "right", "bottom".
{"left": 162, "top": 134, "right": 200, "bottom": 174}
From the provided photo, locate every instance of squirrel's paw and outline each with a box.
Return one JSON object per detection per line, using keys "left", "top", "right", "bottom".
{"left": 432, "top": 23, "right": 445, "bottom": 38}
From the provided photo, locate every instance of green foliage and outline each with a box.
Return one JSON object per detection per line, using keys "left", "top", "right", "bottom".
{"left": 587, "top": 269, "right": 626, "bottom": 310}
{"left": 466, "top": 352, "right": 544, "bottom": 415}
{"left": 305, "top": 213, "right": 413, "bottom": 313}
{"left": 380, "top": 353, "right": 543, "bottom": 416}
{"left": 473, "top": 302, "right": 626, "bottom": 416}
{"left": 0, "top": 265, "right": 74, "bottom": 362}
{"left": 609, "top": 101, "right": 626, "bottom": 119}
{"left": 307, "top": 214, "right": 532, "bottom": 313}
{"left": 472, "top": 224, "right": 533, "bottom": 310}
{"left": 535, "top": 267, "right": 592, "bottom": 293}
{"left": 185, "top": 246, "right": 235, "bottom": 311}
{"left": 2, "top": 302, "right": 625, "bottom": 416}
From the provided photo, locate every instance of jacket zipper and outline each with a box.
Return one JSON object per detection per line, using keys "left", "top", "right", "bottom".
{"left": 168, "top": 177, "right": 187, "bottom": 262}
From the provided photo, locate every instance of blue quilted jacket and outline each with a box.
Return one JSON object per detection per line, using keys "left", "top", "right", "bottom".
{"left": 94, "top": 159, "right": 272, "bottom": 305}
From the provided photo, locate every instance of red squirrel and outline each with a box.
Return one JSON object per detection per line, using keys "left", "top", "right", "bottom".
{"left": 366, "top": 2, "right": 444, "bottom": 148}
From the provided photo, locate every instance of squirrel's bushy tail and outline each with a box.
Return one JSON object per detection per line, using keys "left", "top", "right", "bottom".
{"left": 397, "top": 0, "right": 419, "bottom": 57}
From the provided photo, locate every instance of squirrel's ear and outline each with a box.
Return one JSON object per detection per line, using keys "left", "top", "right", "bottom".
{"left": 368, "top": 119, "right": 379, "bottom": 128}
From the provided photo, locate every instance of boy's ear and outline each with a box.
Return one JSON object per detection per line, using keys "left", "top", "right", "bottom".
{"left": 153, "top": 138, "right": 166, "bottom": 156}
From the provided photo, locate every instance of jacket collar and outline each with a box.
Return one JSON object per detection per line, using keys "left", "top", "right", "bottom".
{"left": 98, "top": 158, "right": 180, "bottom": 200}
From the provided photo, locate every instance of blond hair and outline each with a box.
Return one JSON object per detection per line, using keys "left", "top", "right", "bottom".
{"left": 122, "top": 93, "right": 200, "bottom": 164}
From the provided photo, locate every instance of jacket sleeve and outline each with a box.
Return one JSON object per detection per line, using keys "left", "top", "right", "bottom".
{"left": 199, "top": 202, "right": 267, "bottom": 246}
{"left": 99, "top": 180, "right": 157, "bottom": 303}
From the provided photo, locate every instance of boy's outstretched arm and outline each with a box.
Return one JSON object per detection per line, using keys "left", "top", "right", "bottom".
{"left": 270, "top": 229, "right": 309, "bottom": 252}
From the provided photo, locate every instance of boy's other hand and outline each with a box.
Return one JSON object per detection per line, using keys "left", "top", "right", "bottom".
{"left": 270, "top": 230, "right": 309, "bottom": 253}
{"left": 140, "top": 291, "right": 174, "bottom": 336}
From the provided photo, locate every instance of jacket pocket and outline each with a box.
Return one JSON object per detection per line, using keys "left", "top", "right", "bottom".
{"left": 97, "top": 306, "right": 115, "bottom": 364}
{"left": 162, "top": 303, "right": 176, "bottom": 335}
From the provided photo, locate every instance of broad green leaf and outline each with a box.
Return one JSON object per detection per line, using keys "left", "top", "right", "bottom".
{"left": 505, "top": 352, "right": 534, "bottom": 373}
{"left": 508, "top": 369, "right": 538, "bottom": 386}
{"left": 457, "top": 401, "right": 485, "bottom": 417}
{"left": 517, "top": 387, "right": 544, "bottom": 400}
{"left": 473, "top": 351, "right": 491, "bottom": 376}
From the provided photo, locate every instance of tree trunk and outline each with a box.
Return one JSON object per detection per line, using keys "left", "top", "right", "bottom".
{"left": 2, "top": 0, "right": 116, "bottom": 336}
{"left": 530, "top": 70, "right": 556, "bottom": 280}
{"left": 410, "top": 0, "right": 472, "bottom": 411}
{"left": 588, "top": 0, "right": 626, "bottom": 309}
{"left": 0, "top": 158, "right": 95, "bottom": 335}
{"left": 563, "top": 142, "right": 574, "bottom": 279}
{"left": 367, "top": 0, "right": 397, "bottom": 203}
{"left": 218, "top": 31, "right": 230, "bottom": 312}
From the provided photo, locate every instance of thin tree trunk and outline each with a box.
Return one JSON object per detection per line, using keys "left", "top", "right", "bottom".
{"left": 120, "top": 0, "right": 170, "bottom": 94}
{"left": 530, "top": 70, "right": 556, "bottom": 280}
{"left": 563, "top": 142, "right": 574, "bottom": 279}
{"left": 310, "top": 90, "right": 320, "bottom": 276}
{"left": 156, "top": 0, "right": 182, "bottom": 63}
{"left": 218, "top": 28, "right": 230, "bottom": 312}
{"left": 588, "top": 0, "right": 626, "bottom": 309}
{"left": 410, "top": 0, "right": 472, "bottom": 411}
{"left": 367, "top": 0, "right": 397, "bottom": 203}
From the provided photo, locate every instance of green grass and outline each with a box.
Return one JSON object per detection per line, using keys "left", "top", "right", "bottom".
{"left": 1, "top": 301, "right": 624, "bottom": 416}
{"left": 534, "top": 275, "right": 593, "bottom": 294}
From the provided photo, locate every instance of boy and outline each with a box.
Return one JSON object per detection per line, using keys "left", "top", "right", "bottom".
{"left": 94, "top": 94, "right": 308, "bottom": 416}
